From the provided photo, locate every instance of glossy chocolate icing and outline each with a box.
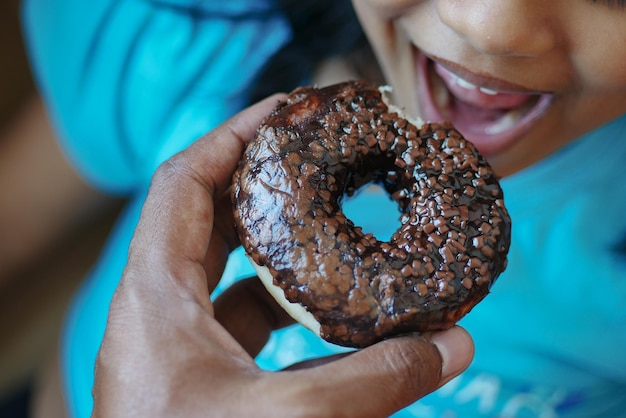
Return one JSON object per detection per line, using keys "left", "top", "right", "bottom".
{"left": 232, "top": 81, "right": 511, "bottom": 347}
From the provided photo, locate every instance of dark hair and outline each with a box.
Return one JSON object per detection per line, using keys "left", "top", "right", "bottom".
{"left": 249, "top": 0, "right": 370, "bottom": 103}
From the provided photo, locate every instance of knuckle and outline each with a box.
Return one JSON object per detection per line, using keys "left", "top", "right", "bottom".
{"left": 382, "top": 337, "right": 443, "bottom": 398}
{"left": 152, "top": 157, "right": 187, "bottom": 185}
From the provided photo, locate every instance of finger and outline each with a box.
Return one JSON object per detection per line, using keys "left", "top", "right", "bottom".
{"left": 123, "top": 94, "right": 285, "bottom": 305}
{"left": 282, "top": 352, "right": 352, "bottom": 371}
{"left": 202, "top": 189, "right": 240, "bottom": 286}
{"left": 184, "top": 92, "right": 287, "bottom": 197}
{"left": 213, "top": 277, "right": 295, "bottom": 357}
{"left": 276, "top": 327, "right": 473, "bottom": 417}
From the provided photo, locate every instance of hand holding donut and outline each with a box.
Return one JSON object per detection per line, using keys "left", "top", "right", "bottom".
{"left": 92, "top": 95, "right": 474, "bottom": 417}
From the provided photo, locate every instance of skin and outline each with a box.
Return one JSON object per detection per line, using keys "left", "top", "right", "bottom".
{"left": 92, "top": 95, "right": 474, "bottom": 417}
{"left": 352, "top": 0, "right": 626, "bottom": 177}
{"left": 58, "top": 0, "right": 626, "bottom": 414}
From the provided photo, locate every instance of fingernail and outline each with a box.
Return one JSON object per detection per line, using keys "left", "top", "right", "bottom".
{"left": 430, "top": 326, "right": 474, "bottom": 381}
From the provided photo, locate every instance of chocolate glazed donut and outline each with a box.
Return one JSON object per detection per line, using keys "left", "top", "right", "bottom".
{"left": 232, "top": 80, "right": 511, "bottom": 348}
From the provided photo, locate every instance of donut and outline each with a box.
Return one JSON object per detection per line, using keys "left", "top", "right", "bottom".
{"left": 232, "top": 80, "right": 511, "bottom": 348}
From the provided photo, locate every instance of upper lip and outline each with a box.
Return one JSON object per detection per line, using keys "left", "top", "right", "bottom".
{"left": 426, "top": 53, "right": 548, "bottom": 95}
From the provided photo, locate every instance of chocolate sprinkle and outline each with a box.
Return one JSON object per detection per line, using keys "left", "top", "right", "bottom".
{"left": 232, "top": 80, "right": 511, "bottom": 348}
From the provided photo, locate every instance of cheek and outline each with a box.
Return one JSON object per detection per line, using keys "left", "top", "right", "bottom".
{"left": 574, "top": 27, "right": 626, "bottom": 90}
{"left": 566, "top": 10, "right": 626, "bottom": 91}
{"left": 578, "top": 55, "right": 626, "bottom": 92}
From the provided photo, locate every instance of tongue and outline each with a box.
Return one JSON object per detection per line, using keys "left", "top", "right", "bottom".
{"left": 450, "top": 101, "right": 517, "bottom": 136}
{"left": 434, "top": 62, "right": 532, "bottom": 110}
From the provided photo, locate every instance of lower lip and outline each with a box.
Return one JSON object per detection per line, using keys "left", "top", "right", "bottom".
{"left": 414, "top": 51, "right": 553, "bottom": 157}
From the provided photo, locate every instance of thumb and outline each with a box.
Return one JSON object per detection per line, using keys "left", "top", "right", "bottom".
{"left": 283, "top": 326, "right": 473, "bottom": 417}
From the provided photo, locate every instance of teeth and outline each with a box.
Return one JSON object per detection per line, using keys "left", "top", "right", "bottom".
{"left": 453, "top": 74, "right": 500, "bottom": 95}
{"left": 455, "top": 76, "right": 477, "bottom": 90}
{"left": 484, "top": 109, "right": 524, "bottom": 135}
{"left": 479, "top": 87, "right": 498, "bottom": 95}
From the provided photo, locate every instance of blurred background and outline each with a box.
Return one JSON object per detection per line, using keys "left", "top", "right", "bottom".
{"left": 0, "top": 0, "right": 31, "bottom": 127}
{"left": 0, "top": 1, "right": 122, "bottom": 416}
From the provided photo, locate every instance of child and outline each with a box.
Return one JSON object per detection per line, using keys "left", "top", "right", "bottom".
{"left": 21, "top": 0, "right": 626, "bottom": 416}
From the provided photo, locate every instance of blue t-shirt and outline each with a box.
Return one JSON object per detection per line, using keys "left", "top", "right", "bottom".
{"left": 248, "top": 115, "right": 626, "bottom": 417}
{"left": 22, "top": 1, "right": 291, "bottom": 417}
{"left": 22, "top": 0, "right": 290, "bottom": 194}
{"left": 22, "top": 0, "right": 626, "bottom": 417}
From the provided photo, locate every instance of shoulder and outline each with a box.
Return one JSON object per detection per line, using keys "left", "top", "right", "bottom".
{"left": 21, "top": 0, "right": 290, "bottom": 192}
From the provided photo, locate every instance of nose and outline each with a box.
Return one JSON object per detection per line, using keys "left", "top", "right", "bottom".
{"left": 436, "top": 0, "right": 557, "bottom": 57}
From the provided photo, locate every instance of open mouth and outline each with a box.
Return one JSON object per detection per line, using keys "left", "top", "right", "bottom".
{"left": 415, "top": 52, "right": 553, "bottom": 156}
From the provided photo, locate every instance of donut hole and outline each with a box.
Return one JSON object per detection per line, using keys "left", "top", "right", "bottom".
{"left": 342, "top": 183, "right": 402, "bottom": 242}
